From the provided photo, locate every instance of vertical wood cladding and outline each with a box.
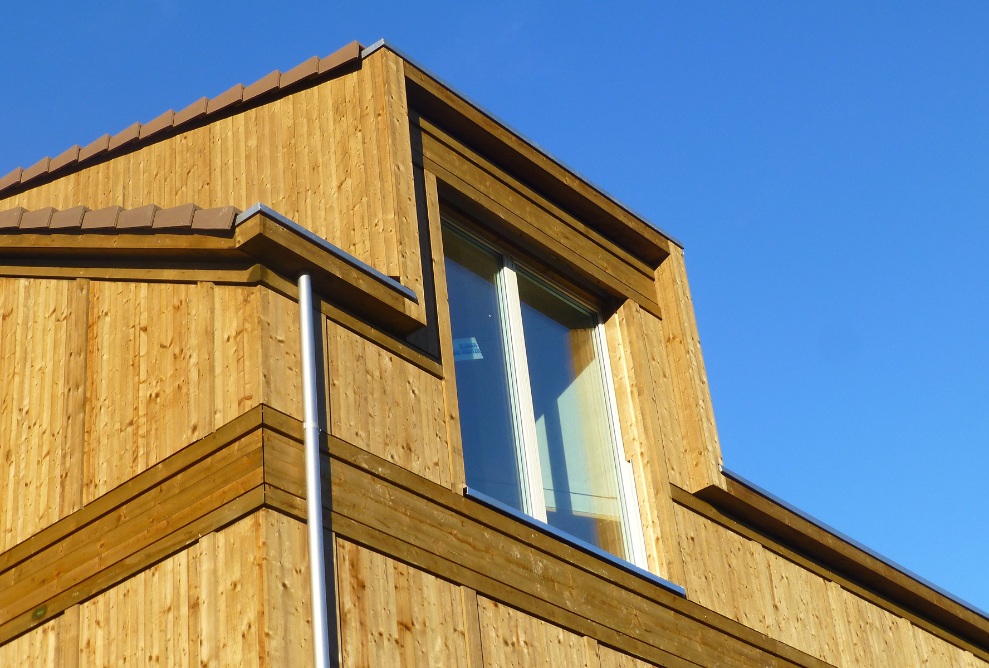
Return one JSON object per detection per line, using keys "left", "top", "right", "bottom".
{"left": 326, "top": 320, "right": 450, "bottom": 488}
{"left": 0, "top": 511, "right": 311, "bottom": 667}
{"left": 336, "top": 538, "right": 471, "bottom": 667}
{"left": 0, "top": 49, "right": 424, "bottom": 326}
{"left": 652, "top": 246, "right": 723, "bottom": 493}
{"left": 0, "top": 278, "right": 87, "bottom": 552}
{"left": 675, "top": 504, "right": 985, "bottom": 666}
{"left": 1, "top": 43, "right": 986, "bottom": 667}
{"left": 0, "top": 277, "right": 301, "bottom": 546}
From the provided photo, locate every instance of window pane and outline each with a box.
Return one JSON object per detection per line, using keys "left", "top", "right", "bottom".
{"left": 516, "top": 272, "right": 627, "bottom": 559}
{"left": 443, "top": 229, "right": 523, "bottom": 510}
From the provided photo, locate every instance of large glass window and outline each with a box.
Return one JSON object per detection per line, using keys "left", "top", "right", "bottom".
{"left": 443, "top": 225, "right": 645, "bottom": 565}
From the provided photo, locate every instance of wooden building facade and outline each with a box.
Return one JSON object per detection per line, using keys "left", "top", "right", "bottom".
{"left": 1, "top": 40, "right": 987, "bottom": 667}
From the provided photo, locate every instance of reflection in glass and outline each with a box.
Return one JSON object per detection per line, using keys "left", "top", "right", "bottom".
{"left": 443, "top": 229, "right": 522, "bottom": 510}
{"left": 517, "top": 272, "right": 627, "bottom": 559}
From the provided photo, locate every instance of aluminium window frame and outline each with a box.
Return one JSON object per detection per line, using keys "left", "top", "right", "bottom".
{"left": 443, "top": 220, "right": 649, "bottom": 570}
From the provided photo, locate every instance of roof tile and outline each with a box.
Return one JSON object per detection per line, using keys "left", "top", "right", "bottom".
{"left": 0, "top": 207, "right": 26, "bottom": 229}
{"left": 153, "top": 203, "right": 199, "bottom": 229}
{"left": 243, "top": 70, "right": 281, "bottom": 102}
{"left": 207, "top": 84, "right": 244, "bottom": 114}
{"left": 50, "top": 145, "right": 81, "bottom": 172}
{"left": 79, "top": 134, "right": 111, "bottom": 162}
{"left": 0, "top": 168, "right": 23, "bottom": 193}
{"left": 20, "top": 206, "right": 56, "bottom": 230}
{"left": 81, "top": 205, "right": 123, "bottom": 230}
{"left": 109, "top": 122, "right": 142, "bottom": 151}
{"left": 5, "top": 41, "right": 367, "bottom": 193}
{"left": 281, "top": 56, "right": 319, "bottom": 88}
{"left": 140, "top": 110, "right": 175, "bottom": 140}
{"left": 116, "top": 204, "right": 160, "bottom": 229}
{"left": 22, "top": 157, "right": 52, "bottom": 182}
{"left": 174, "top": 97, "right": 208, "bottom": 127}
{"left": 319, "top": 41, "right": 363, "bottom": 74}
{"left": 192, "top": 205, "right": 239, "bottom": 231}
{"left": 49, "top": 205, "right": 90, "bottom": 230}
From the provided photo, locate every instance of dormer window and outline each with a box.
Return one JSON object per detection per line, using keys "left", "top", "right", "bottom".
{"left": 443, "top": 223, "right": 646, "bottom": 565}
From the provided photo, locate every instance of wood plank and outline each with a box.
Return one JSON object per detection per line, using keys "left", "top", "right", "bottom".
{"left": 402, "top": 61, "right": 673, "bottom": 266}
{"left": 326, "top": 321, "right": 450, "bottom": 488}
{"left": 653, "top": 247, "right": 723, "bottom": 491}
{"left": 418, "top": 116, "right": 654, "bottom": 280}
{"left": 422, "top": 169, "right": 467, "bottom": 492}
{"left": 0, "top": 278, "right": 88, "bottom": 551}
{"left": 420, "top": 141, "right": 663, "bottom": 319}
{"left": 476, "top": 595, "right": 595, "bottom": 668}
{"left": 0, "top": 441, "right": 264, "bottom": 633}
{"left": 336, "top": 537, "right": 474, "bottom": 667}
{"left": 259, "top": 508, "right": 312, "bottom": 666}
{"left": 604, "top": 301, "right": 685, "bottom": 584}
{"left": 674, "top": 485, "right": 989, "bottom": 662}
{"left": 324, "top": 436, "right": 827, "bottom": 668}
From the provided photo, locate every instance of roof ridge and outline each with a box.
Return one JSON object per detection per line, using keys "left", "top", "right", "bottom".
{"left": 0, "top": 41, "right": 364, "bottom": 198}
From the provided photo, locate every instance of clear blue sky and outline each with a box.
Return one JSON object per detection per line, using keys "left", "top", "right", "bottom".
{"left": 3, "top": 3, "right": 987, "bottom": 613}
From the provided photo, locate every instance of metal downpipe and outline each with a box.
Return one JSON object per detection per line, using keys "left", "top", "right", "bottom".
{"left": 298, "top": 273, "right": 331, "bottom": 668}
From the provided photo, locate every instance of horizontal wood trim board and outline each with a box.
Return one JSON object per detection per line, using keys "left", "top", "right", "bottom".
{"left": 332, "top": 519, "right": 704, "bottom": 668}
{"left": 0, "top": 210, "right": 423, "bottom": 337}
{"left": 257, "top": 266, "right": 443, "bottom": 379}
{"left": 675, "top": 485, "right": 989, "bottom": 661}
{"left": 402, "top": 63, "right": 674, "bottom": 266}
{"left": 312, "top": 422, "right": 827, "bottom": 667}
{"left": 0, "top": 262, "right": 264, "bottom": 284}
{"left": 416, "top": 140, "right": 664, "bottom": 320}
{"left": 415, "top": 116, "right": 655, "bottom": 280}
{"left": 0, "top": 405, "right": 294, "bottom": 646}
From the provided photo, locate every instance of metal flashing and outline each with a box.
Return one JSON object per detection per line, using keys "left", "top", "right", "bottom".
{"left": 234, "top": 203, "right": 419, "bottom": 303}
{"left": 722, "top": 468, "right": 989, "bottom": 621}
{"left": 464, "top": 486, "right": 687, "bottom": 598}
{"left": 366, "top": 40, "right": 681, "bottom": 248}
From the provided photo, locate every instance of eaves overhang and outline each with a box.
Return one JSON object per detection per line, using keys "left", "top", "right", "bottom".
{"left": 0, "top": 38, "right": 677, "bottom": 270}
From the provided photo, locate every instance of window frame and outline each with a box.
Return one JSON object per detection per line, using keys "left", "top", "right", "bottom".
{"left": 442, "top": 220, "right": 649, "bottom": 570}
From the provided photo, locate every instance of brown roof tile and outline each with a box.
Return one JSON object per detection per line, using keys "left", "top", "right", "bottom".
{"left": 20, "top": 207, "right": 56, "bottom": 229}
{"left": 152, "top": 203, "right": 199, "bottom": 229}
{"left": 0, "top": 203, "right": 243, "bottom": 235}
{"left": 51, "top": 146, "right": 81, "bottom": 172}
{"left": 281, "top": 56, "right": 320, "bottom": 88}
{"left": 79, "top": 134, "right": 111, "bottom": 162}
{"left": 3, "top": 40, "right": 366, "bottom": 194}
{"left": 207, "top": 84, "right": 244, "bottom": 114}
{"left": 243, "top": 70, "right": 281, "bottom": 102}
{"left": 320, "top": 41, "right": 362, "bottom": 74}
{"left": 50, "top": 206, "right": 90, "bottom": 229}
{"left": 109, "top": 122, "right": 142, "bottom": 151}
{"left": 116, "top": 204, "right": 160, "bottom": 230}
{"left": 22, "top": 157, "right": 51, "bottom": 182}
{"left": 0, "top": 168, "right": 23, "bottom": 192}
{"left": 0, "top": 207, "right": 26, "bottom": 229}
{"left": 174, "top": 96, "right": 209, "bottom": 126}
{"left": 140, "top": 110, "right": 175, "bottom": 140}
{"left": 81, "top": 205, "right": 123, "bottom": 230}
{"left": 192, "top": 205, "right": 239, "bottom": 231}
